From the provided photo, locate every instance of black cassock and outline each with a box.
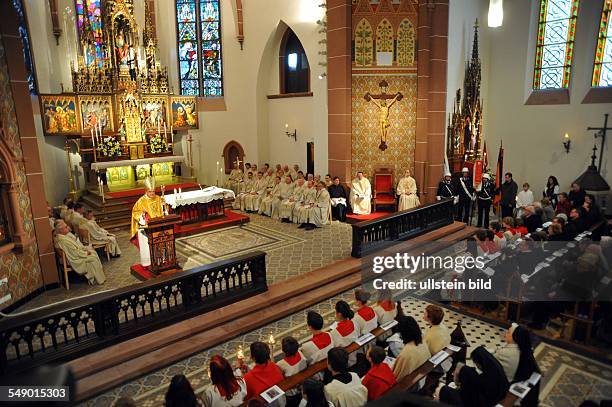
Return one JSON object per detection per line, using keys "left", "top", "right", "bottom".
{"left": 328, "top": 184, "right": 348, "bottom": 222}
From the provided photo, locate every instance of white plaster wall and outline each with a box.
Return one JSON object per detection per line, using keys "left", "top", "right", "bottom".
{"left": 25, "top": 0, "right": 328, "bottom": 203}
{"left": 448, "top": 0, "right": 611, "bottom": 192}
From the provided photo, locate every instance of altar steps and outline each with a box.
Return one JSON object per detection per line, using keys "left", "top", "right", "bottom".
{"left": 67, "top": 222, "right": 477, "bottom": 401}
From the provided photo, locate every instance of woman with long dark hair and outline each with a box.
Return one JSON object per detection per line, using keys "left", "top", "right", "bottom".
{"left": 300, "top": 378, "right": 333, "bottom": 407}
{"left": 543, "top": 176, "right": 559, "bottom": 205}
{"left": 165, "top": 374, "right": 202, "bottom": 407}
{"left": 202, "top": 355, "right": 247, "bottom": 407}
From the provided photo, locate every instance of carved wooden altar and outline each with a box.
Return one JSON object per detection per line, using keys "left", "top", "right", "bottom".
{"left": 38, "top": 0, "right": 199, "bottom": 191}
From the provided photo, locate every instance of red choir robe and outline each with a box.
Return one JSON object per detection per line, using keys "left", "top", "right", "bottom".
{"left": 361, "top": 363, "right": 397, "bottom": 400}
{"left": 244, "top": 361, "right": 284, "bottom": 400}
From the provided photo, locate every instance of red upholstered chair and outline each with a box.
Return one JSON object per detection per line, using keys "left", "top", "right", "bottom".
{"left": 372, "top": 167, "right": 396, "bottom": 212}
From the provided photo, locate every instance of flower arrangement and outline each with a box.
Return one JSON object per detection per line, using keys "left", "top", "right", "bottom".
{"left": 149, "top": 133, "right": 167, "bottom": 154}
{"left": 97, "top": 136, "right": 121, "bottom": 158}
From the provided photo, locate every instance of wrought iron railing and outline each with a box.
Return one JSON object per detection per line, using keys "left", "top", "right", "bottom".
{"left": 351, "top": 199, "right": 455, "bottom": 257}
{"left": 0, "top": 251, "right": 267, "bottom": 374}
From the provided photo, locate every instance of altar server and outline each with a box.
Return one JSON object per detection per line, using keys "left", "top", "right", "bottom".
{"left": 349, "top": 172, "right": 372, "bottom": 215}
{"left": 397, "top": 169, "right": 420, "bottom": 211}
{"left": 84, "top": 210, "right": 122, "bottom": 257}
{"left": 353, "top": 289, "right": 378, "bottom": 336}
{"left": 55, "top": 221, "right": 106, "bottom": 285}
{"left": 324, "top": 348, "right": 368, "bottom": 407}
{"left": 130, "top": 177, "right": 164, "bottom": 267}
{"left": 301, "top": 311, "right": 334, "bottom": 364}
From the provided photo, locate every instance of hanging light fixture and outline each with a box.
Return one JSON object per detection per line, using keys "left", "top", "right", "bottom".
{"left": 488, "top": 0, "right": 503, "bottom": 28}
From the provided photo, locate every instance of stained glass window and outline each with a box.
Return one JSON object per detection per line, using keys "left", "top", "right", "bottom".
{"left": 12, "top": 0, "right": 37, "bottom": 94}
{"left": 593, "top": 0, "right": 612, "bottom": 87}
{"left": 176, "top": 0, "right": 223, "bottom": 97}
{"left": 533, "top": 0, "right": 579, "bottom": 90}
{"left": 75, "top": 0, "right": 105, "bottom": 67}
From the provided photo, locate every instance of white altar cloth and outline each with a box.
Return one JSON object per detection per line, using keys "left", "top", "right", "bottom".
{"left": 91, "top": 155, "right": 185, "bottom": 170}
{"left": 164, "top": 186, "right": 235, "bottom": 208}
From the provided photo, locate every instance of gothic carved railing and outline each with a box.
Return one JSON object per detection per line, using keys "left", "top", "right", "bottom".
{"left": 0, "top": 251, "right": 267, "bottom": 374}
{"left": 351, "top": 199, "right": 455, "bottom": 257}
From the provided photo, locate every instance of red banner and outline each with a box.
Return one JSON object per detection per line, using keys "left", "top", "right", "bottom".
{"left": 473, "top": 159, "right": 483, "bottom": 189}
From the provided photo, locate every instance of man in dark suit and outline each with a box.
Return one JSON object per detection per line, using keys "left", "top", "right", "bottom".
{"left": 498, "top": 172, "right": 518, "bottom": 219}
{"left": 456, "top": 167, "right": 475, "bottom": 224}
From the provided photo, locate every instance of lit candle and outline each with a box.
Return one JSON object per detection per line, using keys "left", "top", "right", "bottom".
{"left": 268, "top": 333, "right": 275, "bottom": 347}
{"left": 237, "top": 345, "right": 244, "bottom": 361}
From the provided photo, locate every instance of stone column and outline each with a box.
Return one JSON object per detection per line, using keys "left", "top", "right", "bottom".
{"left": 326, "top": 0, "right": 352, "bottom": 184}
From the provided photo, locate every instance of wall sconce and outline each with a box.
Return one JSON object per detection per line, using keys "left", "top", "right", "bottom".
{"left": 563, "top": 133, "right": 571, "bottom": 154}
{"left": 285, "top": 124, "right": 297, "bottom": 141}
{"left": 318, "top": 73, "right": 327, "bottom": 80}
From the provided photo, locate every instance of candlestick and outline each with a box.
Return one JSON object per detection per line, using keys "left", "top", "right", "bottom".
{"left": 164, "top": 122, "right": 168, "bottom": 151}
{"left": 268, "top": 333, "right": 275, "bottom": 349}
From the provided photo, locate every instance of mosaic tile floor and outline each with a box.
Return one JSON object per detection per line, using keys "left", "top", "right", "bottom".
{"left": 81, "top": 293, "right": 612, "bottom": 406}
{"left": 16, "top": 215, "right": 352, "bottom": 311}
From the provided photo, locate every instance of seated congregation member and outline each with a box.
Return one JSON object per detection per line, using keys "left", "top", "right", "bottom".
{"left": 541, "top": 197, "right": 555, "bottom": 222}
{"left": 361, "top": 346, "right": 396, "bottom": 401}
{"left": 165, "top": 374, "right": 202, "bottom": 407}
{"left": 259, "top": 176, "right": 282, "bottom": 217}
{"left": 353, "top": 289, "right": 377, "bottom": 336}
{"left": 582, "top": 194, "right": 603, "bottom": 228}
{"left": 492, "top": 323, "right": 520, "bottom": 382}
{"left": 330, "top": 301, "right": 359, "bottom": 348}
{"left": 569, "top": 182, "right": 586, "bottom": 208}
{"left": 392, "top": 316, "right": 431, "bottom": 381}
{"left": 439, "top": 364, "right": 485, "bottom": 406}
{"left": 475, "top": 229, "right": 498, "bottom": 255}
{"left": 278, "top": 337, "right": 308, "bottom": 407}
{"left": 54, "top": 221, "right": 106, "bottom": 285}
{"left": 48, "top": 204, "right": 56, "bottom": 229}
{"left": 543, "top": 175, "right": 560, "bottom": 205}
{"left": 494, "top": 325, "right": 540, "bottom": 387}
{"left": 63, "top": 201, "right": 75, "bottom": 223}
{"left": 299, "top": 379, "right": 334, "bottom": 407}
{"left": 69, "top": 203, "right": 87, "bottom": 231}
{"left": 547, "top": 223, "right": 566, "bottom": 241}
{"left": 272, "top": 176, "right": 295, "bottom": 220}
{"left": 202, "top": 355, "right": 247, "bottom": 407}
{"left": 280, "top": 178, "right": 305, "bottom": 223}
{"left": 489, "top": 221, "right": 507, "bottom": 249}
{"left": 566, "top": 207, "right": 587, "bottom": 239}
{"left": 295, "top": 181, "right": 316, "bottom": 226}
{"left": 516, "top": 183, "right": 534, "bottom": 218}
{"left": 233, "top": 172, "right": 254, "bottom": 211}
{"left": 302, "top": 182, "right": 331, "bottom": 230}
{"left": 349, "top": 172, "right": 371, "bottom": 215}
{"left": 471, "top": 346, "right": 509, "bottom": 406}
{"left": 324, "top": 174, "right": 333, "bottom": 187}
{"left": 324, "top": 348, "right": 368, "bottom": 407}
{"left": 243, "top": 342, "right": 285, "bottom": 401}
{"left": 84, "top": 210, "right": 122, "bottom": 257}
{"left": 301, "top": 311, "right": 334, "bottom": 365}
{"left": 555, "top": 192, "right": 571, "bottom": 216}
{"left": 59, "top": 197, "right": 72, "bottom": 219}
{"left": 423, "top": 304, "right": 451, "bottom": 355}
{"left": 244, "top": 172, "right": 267, "bottom": 212}
{"left": 514, "top": 217, "right": 529, "bottom": 236}
{"left": 372, "top": 289, "right": 397, "bottom": 325}
{"left": 328, "top": 177, "right": 348, "bottom": 222}
{"left": 522, "top": 205, "right": 543, "bottom": 233}
{"left": 397, "top": 169, "right": 420, "bottom": 211}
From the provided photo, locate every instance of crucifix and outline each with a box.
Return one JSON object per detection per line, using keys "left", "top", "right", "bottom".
{"left": 364, "top": 80, "right": 403, "bottom": 151}
{"left": 587, "top": 113, "right": 609, "bottom": 173}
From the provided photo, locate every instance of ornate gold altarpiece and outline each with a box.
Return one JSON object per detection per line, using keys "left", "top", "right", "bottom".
{"left": 38, "top": 0, "right": 199, "bottom": 192}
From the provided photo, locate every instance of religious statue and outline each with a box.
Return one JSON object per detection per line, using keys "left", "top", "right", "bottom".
{"left": 364, "top": 80, "right": 403, "bottom": 151}
{"left": 130, "top": 177, "right": 165, "bottom": 267}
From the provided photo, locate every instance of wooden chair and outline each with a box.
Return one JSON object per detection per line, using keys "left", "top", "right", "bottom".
{"left": 372, "top": 166, "right": 396, "bottom": 212}
{"left": 76, "top": 224, "right": 110, "bottom": 261}
{"left": 55, "top": 247, "right": 73, "bottom": 290}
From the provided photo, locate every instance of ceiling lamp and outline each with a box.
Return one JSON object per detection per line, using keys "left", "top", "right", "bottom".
{"left": 488, "top": 0, "right": 503, "bottom": 28}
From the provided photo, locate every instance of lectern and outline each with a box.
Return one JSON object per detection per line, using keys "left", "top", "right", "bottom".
{"left": 143, "top": 214, "right": 182, "bottom": 275}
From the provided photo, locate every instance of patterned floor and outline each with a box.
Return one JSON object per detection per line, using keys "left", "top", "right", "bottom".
{"left": 81, "top": 292, "right": 612, "bottom": 406}
{"left": 16, "top": 214, "right": 352, "bottom": 311}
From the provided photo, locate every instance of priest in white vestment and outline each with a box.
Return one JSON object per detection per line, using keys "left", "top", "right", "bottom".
{"left": 130, "top": 177, "right": 165, "bottom": 268}
{"left": 84, "top": 210, "right": 122, "bottom": 257}
{"left": 54, "top": 222, "right": 106, "bottom": 285}
{"left": 280, "top": 178, "right": 305, "bottom": 222}
{"left": 233, "top": 172, "right": 254, "bottom": 210}
{"left": 244, "top": 172, "right": 267, "bottom": 212}
{"left": 259, "top": 176, "right": 281, "bottom": 216}
{"left": 223, "top": 163, "right": 243, "bottom": 193}
{"left": 397, "top": 169, "right": 420, "bottom": 211}
{"left": 349, "top": 172, "right": 372, "bottom": 215}
{"left": 69, "top": 203, "right": 87, "bottom": 231}
{"left": 305, "top": 182, "right": 331, "bottom": 229}
{"left": 273, "top": 176, "right": 295, "bottom": 220}
{"left": 294, "top": 181, "right": 316, "bottom": 224}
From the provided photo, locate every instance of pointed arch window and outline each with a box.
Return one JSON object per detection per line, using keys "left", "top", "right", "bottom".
{"left": 354, "top": 19, "right": 373, "bottom": 66}
{"left": 376, "top": 19, "right": 394, "bottom": 66}
{"left": 279, "top": 28, "right": 310, "bottom": 94}
{"left": 533, "top": 0, "right": 579, "bottom": 90}
{"left": 593, "top": 0, "right": 612, "bottom": 87}
{"left": 175, "top": 0, "right": 223, "bottom": 97}
{"left": 75, "top": 0, "right": 105, "bottom": 67}
{"left": 397, "top": 19, "right": 415, "bottom": 66}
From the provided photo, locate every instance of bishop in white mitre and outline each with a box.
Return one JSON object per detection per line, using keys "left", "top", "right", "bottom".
{"left": 349, "top": 171, "right": 372, "bottom": 215}
{"left": 84, "top": 210, "right": 122, "bottom": 257}
{"left": 54, "top": 221, "right": 106, "bottom": 285}
{"left": 397, "top": 169, "right": 421, "bottom": 211}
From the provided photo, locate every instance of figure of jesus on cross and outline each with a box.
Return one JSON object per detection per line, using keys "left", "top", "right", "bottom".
{"left": 364, "top": 80, "right": 403, "bottom": 151}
